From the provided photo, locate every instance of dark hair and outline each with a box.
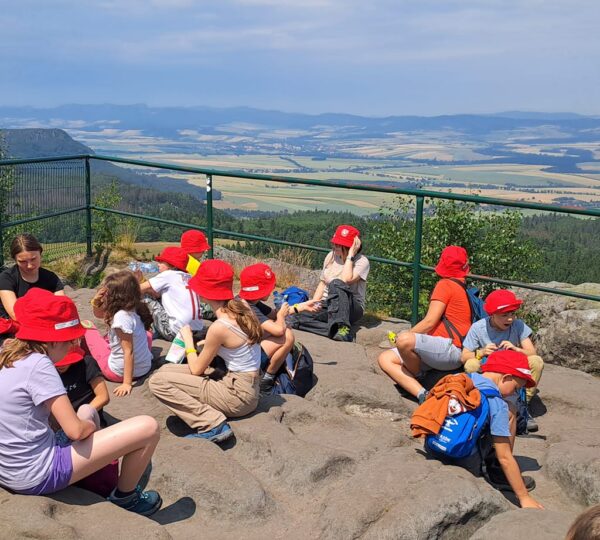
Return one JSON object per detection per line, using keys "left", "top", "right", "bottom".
{"left": 100, "top": 270, "right": 153, "bottom": 330}
{"left": 10, "top": 234, "right": 43, "bottom": 259}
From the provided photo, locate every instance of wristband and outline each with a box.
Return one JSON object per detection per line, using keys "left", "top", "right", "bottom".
{"left": 293, "top": 304, "right": 299, "bottom": 314}
{"left": 185, "top": 348, "right": 196, "bottom": 355}
{"left": 475, "top": 349, "right": 483, "bottom": 360}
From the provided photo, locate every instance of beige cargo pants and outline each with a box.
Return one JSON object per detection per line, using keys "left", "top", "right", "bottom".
{"left": 149, "top": 364, "right": 260, "bottom": 433}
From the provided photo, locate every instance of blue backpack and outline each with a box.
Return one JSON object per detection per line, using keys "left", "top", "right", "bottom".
{"left": 440, "top": 278, "right": 486, "bottom": 346}
{"left": 425, "top": 378, "right": 501, "bottom": 460}
{"left": 273, "top": 286, "right": 310, "bottom": 309}
{"left": 260, "top": 343, "right": 315, "bottom": 398}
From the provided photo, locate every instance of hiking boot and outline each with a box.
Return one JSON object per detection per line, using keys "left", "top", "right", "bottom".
{"left": 259, "top": 375, "right": 275, "bottom": 395}
{"left": 526, "top": 416, "right": 539, "bottom": 433}
{"left": 108, "top": 487, "right": 162, "bottom": 516}
{"left": 487, "top": 466, "right": 536, "bottom": 492}
{"left": 185, "top": 421, "right": 234, "bottom": 444}
{"left": 332, "top": 325, "right": 352, "bottom": 342}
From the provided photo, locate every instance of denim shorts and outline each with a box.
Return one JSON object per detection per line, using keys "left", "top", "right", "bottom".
{"left": 16, "top": 444, "right": 73, "bottom": 496}
{"left": 413, "top": 334, "right": 463, "bottom": 371}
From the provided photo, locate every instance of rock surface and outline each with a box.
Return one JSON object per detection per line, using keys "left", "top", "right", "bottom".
{"left": 1, "top": 285, "right": 598, "bottom": 539}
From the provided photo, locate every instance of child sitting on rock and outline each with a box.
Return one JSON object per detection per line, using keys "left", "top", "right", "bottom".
{"left": 85, "top": 270, "right": 154, "bottom": 397}
{"left": 0, "top": 289, "right": 162, "bottom": 516}
{"left": 140, "top": 246, "right": 204, "bottom": 341}
{"left": 238, "top": 263, "right": 318, "bottom": 394}
{"left": 461, "top": 289, "right": 544, "bottom": 432}
{"left": 149, "top": 260, "right": 262, "bottom": 444}
{"left": 429, "top": 350, "right": 544, "bottom": 509}
{"left": 55, "top": 347, "right": 110, "bottom": 426}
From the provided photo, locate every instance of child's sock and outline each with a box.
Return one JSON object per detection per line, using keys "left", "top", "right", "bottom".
{"left": 263, "top": 372, "right": 275, "bottom": 381}
{"left": 417, "top": 388, "right": 429, "bottom": 405}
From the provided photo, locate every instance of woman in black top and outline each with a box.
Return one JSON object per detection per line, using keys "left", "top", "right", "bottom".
{"left": 0, "top": 233, "right": 64, "bottom": 320}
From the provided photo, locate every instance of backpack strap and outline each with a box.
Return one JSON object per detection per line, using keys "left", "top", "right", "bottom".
{"left": 437, "top": 278, "right": 472, "bottom": 346}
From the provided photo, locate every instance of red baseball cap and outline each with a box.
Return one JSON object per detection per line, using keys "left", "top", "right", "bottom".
{"left": 188, "top": 259, "right": 234, "bottom": 301}
{"left": 239, "top": 263, "right": 276, "bottom": 300}
{"left": 180, "top": 230, "right": 210, "bottom": 254}
{"left": 481, "top": 350, "right": 536, "bottom": 388}
{"left": 55, "top": 346, "right": 86, "bottom": 367}
{"left": 331, "top": 225, "right": 360, "bottom": 248}
{"left": 15, "top": 288, "right": 85, "bottom": 342}
{"left": 434, "top": 245, "right": 470, "bottom": 278}
{"left": 484, "top": 289, "right": 523, "bottom": 315}
{"left": 155, "top": 247, "right": 189, "bottom": 272}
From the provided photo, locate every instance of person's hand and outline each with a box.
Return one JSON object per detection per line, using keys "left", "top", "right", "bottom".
{"left": 277, "top": 302, "right": 289, "bottom": 319}
{"left": 113, "top": 383, "right": 132, "bottom": 397}
{"left": 519, "top": 494, "right": 544, "bottom": 509}
{"left": 301, "top": 299, "right": 322, "bottom": 313}
{"left": 133, "top": 268, "right": 144, "bottom": 283}
{"left": 482, "top": 343, "right": 498, "bottom": 356}
{"left": 348, "top": 236, "right": 361, "bottom": 258}
{"left": 180, "top": 324, "right": 193, "bottom": 340}
{"left": 91, "top": 287, "right": 107, "bottom": 308}
{"left": 499, "top": 340, "right": 517, "bottom": 351}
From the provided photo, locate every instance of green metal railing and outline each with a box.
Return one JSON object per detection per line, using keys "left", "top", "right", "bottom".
{"left": 1, "top": 153, "right": 599, "bottom": 324}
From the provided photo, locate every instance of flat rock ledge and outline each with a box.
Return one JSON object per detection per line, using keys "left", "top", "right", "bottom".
{"left": 1, "top": 287, "right": 598, "bottom": 539}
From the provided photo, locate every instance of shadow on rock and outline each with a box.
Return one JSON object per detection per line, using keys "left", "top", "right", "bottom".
{"left": 515, "top": 455, "right": 542, "bottom": 472}
{"left": 151, "top": 496, "right": 196, "bottom": 525}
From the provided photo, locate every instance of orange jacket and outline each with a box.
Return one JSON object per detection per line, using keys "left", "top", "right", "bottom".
{"left": 410, "top": 373, "right": 481, "bottom": 438}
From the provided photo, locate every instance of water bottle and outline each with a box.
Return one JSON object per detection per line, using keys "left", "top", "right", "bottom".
{"left": 128, "top": 261, "right": 140, "bottom": 272}
{"left": 141, "top": 262, "right": 159, "bottom": 274}
{"left": 165, "top": 332, "right": 187, "bottom": 363}
{"left": 273, "top": 291, "right": 284, "bottom": 309}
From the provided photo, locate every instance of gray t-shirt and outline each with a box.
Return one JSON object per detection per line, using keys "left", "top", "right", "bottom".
{"left": 471, "top": 373, "right": 511, "bottom": 437}
{"left": 0, "top": 352, "right": 66, "bottom": 491}
{"left": 320, "top": 252, "right": 370, "bottom": 309}
{"left": 463, "top": 317, "right": 532, "bottom": 352}
{"left": 248, "top": 301, "right": 271, "bottom": 324}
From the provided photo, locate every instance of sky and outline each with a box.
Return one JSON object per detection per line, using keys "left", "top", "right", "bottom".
{"left": 1, "top": 0, "right": 599, "bottom": 116}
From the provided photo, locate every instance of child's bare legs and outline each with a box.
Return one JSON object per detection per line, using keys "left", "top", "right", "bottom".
{"left": 262, "top": 328, "right": 295, "bottom": 375}
{"left": 377, "top": 348, "right": 424, "bottom": 398}
{"left": 69, "top": 415, "right": 160, "bottom": 492}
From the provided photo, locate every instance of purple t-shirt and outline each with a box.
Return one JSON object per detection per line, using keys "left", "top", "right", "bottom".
{"left": 0, "top": 352, "right": 66, "bottom": 491}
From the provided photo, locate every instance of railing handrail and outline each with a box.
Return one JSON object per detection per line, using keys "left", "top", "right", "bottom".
{"left": 1, "top": 153, "right": 599, "bottom": 323}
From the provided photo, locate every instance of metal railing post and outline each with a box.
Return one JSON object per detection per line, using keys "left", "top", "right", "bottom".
{"left": 0, "top": 211, "right": 4, "bottom": 268}
{"left": 85, "top": 157, "right": 92, "bottom": 257}
{"left": 411, "top": 196, "right": 425, "bottom": 325}
{"left": 206, "top": 174, "right": 214, "bottom": 259}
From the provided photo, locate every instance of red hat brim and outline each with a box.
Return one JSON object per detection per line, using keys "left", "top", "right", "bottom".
{"left": 55, "top": 346, "right": 86, "bottom": 367}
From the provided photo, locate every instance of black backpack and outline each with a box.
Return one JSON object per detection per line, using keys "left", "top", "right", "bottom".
{"left": 273, "top": 342, "right": 315, "bottom": 398}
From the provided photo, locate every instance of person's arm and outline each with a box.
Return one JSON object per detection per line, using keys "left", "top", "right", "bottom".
{"left": 113, "top": 329, "right": 134, "bottom": 397}
{"left": 181, "top": 324, "right": 223, "bottom": 376}
{"left": 47, "top": 394, "right": 97, "bottom": 441}
{"left": 140, "top": 280, "right": 157, "bottom": 296}
{"left": 54, "top": 290, "right": 66, "bottom": 296}
{"left": 261, "top": 303, "right": 288, "bottom": 337}
{"left": 410, "top": 300, "right": 446, "bottom": 334}
{"left": 312, "top": 281, "right": 326, "bottom": 302}
{"left": 287, "top": 299, "right": 321, "bottom": 314}
{"left": 0, "top": 290, "right": 18, "bottom": 320}
{"left": 341, "top": 237, "right": 363, "bottom": 284}
{"left": 88, "top": 376, "right": 110, "bottom": 410}
{"left": 493, "top": 436, "right": 544, "bottom": 509}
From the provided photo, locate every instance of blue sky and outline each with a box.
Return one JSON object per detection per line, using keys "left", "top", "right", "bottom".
{"left": 1, "top": 0, "right": 599, "bottom": 116}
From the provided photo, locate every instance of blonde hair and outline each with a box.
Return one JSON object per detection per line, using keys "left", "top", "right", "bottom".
{"left": 222, "top": 299, "right": 262, "bottom": 344}
{"left": 0, "top": 339, "right": 48, "bottom": 370}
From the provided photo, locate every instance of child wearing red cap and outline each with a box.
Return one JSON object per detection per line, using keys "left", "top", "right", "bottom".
{"left": 140, "top": 246, "right": 204, "bottom": 341}
{"left": 0, "top": 288, "right": 162, "bottom": 516}
{"left": 238, "top": 263, "right": 319, "bottom": 394}
{"left": 379, "top": 246, "right": 473, "bottom": 404}
{"left": 180, "top": 229, "right": 210, "bottom": 276}
{"left": 150, "top": 259, "right": 262, "bottom": 444}
{"left": 465, "top": 350, "right": 543, "bottom": 509}
{"left": 461, "top": 289, "right": 544, "bottom": 431}
{"left": 55, "top": 347, "right": 110, "bottom": 426}
{"left": 289, "top": 224, "right": 370, "bottom": 342}
{"left": 84, "top": 270, "right": 154, "bottom": 397}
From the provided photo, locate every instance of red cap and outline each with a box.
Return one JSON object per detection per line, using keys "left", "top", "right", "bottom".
{"left": 484, "top": 289, "right": 523, "bottom": 315}
{"left": 330, "top": 225, "right": 360, "bottom": 248}
{"left": 15, "top": 288, "right": 85, "bottom": 342}
{"left": 180, "top": 230, "right": 210, "bottom": 254}
{"left": 55, "top": 346, "right": 86, "bottom": 367}
{"left": 155, "top": 247, "right": 189, "bottom": 272}
{"left": 239, "top": 263, "right": 276, "bottom": 300}
{"left": 434, "top": 245, "right": 470, "bottom": 278}
{"left": 481, "top": 350, "right": 536, "bottom": 388}
{"left": 188, "top": 259, "right": 234, "bottom": 301}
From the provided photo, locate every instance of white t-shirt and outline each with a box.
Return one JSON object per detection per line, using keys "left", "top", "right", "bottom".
{"left": 108, "top": 310, "right": 153, "bottom": 378}
{"left": 320, "top": 252, "right": 370, "bottom": 308}
{"left": 148, "top": 270, "right": 204, "bottom": 334}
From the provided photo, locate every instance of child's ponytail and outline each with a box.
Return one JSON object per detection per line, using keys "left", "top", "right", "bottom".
{"left": 223, "top": 299, "right": 262, "bottom": 344}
